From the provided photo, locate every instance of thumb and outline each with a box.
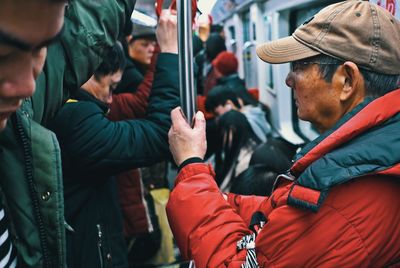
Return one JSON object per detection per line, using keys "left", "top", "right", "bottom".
{"left": 193, "top": 111, "right": 206, "bottom": 131}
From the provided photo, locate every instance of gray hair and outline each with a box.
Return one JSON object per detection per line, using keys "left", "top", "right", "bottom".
{"left": 302, "top": 54, "right": 400, "bottom": 97}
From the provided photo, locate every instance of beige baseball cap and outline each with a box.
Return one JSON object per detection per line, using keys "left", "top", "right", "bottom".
{"left": 256, "top": 0, "right": 400, "bottom": 75}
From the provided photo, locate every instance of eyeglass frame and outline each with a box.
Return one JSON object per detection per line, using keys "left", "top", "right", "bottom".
{"left": 290, "top": 60, "right": 344, "bottom": 73}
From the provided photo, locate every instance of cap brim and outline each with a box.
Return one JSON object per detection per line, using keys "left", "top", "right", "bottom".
{"left": 131, "top": 34, "right": 156, "bottom": 41}
{"left": 256, "top": 36, "right": 320, "bottom": 64}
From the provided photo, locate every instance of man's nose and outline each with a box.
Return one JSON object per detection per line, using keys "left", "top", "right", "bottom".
{"left": 285, "top": 72, "right": 295, "bottom": 89}
{"left": 1, "top": 77, "right": 36, "bottom": 102}
{"left": 0, "top": 54, "right": 38, "bottom": 100}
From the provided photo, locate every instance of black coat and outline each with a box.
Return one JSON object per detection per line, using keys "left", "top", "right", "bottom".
{"left": 114, "top": 58, "right": 147, "bottom": 94}
{"left": 49, "top": 53, "right": 179, "bottom": 268}
{"left": 217, "top": 73, "right": 245, "bottom": 89}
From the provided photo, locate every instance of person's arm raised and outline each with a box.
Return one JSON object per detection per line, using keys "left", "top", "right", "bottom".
{"left": 157, "top": 9, "right": 178, "bottom": 54}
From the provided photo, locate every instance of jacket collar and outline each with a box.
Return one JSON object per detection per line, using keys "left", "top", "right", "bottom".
{"left": 129, "top": 58, "right": 147, "bottom": 77}
{"left": 287, "top": 88, "right": 400, "bottom": 212}
{"left": 74, "top": 89, "right": 109, "bottom": 114}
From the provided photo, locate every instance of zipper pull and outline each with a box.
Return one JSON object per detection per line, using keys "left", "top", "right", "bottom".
{"left": 97, "top": 224, "right": 104, "bottom": 268}
{"left": 96, "top": 224, "right": 102, "bottom": 245}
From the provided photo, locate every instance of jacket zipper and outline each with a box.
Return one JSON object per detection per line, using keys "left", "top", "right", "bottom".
{"left": 271, "top": 171, "right": 295, "bottom": 193}
{"left": 13, "top": 113, "right": 52, "bottom": 268}
{"left": 97, "top": 224, "right": 104, "bottom": 268}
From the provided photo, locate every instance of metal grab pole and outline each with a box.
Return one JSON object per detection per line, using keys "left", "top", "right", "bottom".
{"left": 177, "top": 0, "right": 196, "bottom": 126}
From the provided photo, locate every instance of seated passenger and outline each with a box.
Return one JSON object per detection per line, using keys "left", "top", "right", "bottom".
{"left": 230, "top": 164, "right": 278, "bottom": 196}
{"left": 200, "top": 33, "right": 227, "bottom": 96}
{"left": 167, "top": 1, "right": 400, "bottom": 266}
{"left": 212, "top": 51, "right": 246, "bottom": 89}
{"left": 49, "top": 10, "right": 179, "bottom": 267}
{"left": 205, "top": 85, "right": 271, "bottom": 190}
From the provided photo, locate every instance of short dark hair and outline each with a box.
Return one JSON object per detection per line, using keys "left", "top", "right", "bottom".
{"left": 206, "top": 84, "right": 261, "bottom": 113}
{"left": 205, "top": 85, "right": 241, "bottom": 112}
{"left": 302, "top": 54, "right": 400, "bottom": 97}
{"left": 94, "top": 42, "right": 126, "bottom": 80}
{"left": 210, "top": 24, "right": 223, "bottom": 34}
{"left": 205, "top": 33, "right": 226, "bottom": 61}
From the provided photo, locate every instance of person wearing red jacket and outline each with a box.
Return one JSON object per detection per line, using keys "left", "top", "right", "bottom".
{"left": 166, "top": 1, "right": 400, "bottom": 267}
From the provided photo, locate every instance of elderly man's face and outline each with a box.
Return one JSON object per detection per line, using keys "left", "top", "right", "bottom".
{"left": 285, "top": 60, "right": 343, "bottom": 133}
{"left": 0, "top": 0, "right": 65, "bottom": 130}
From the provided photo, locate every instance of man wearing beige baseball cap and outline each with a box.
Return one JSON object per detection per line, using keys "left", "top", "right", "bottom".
{"left": 165, "top": 1, "right": 400, "bottom": 266}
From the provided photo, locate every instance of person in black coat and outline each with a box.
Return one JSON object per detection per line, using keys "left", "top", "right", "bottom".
{"left": 49, "top": 11, "right": 179, "bottom": 268}
{"left": 115, "top": 22, "right": 157, "bottom": 94}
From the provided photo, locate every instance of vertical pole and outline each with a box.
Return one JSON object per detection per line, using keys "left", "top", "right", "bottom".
{"left": 177, "top": 0, "right": 196, "bottom": 125}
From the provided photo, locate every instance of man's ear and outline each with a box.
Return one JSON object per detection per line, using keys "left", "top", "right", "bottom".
{"left": 338, "top": 61, "right": 364, "bottom": 102}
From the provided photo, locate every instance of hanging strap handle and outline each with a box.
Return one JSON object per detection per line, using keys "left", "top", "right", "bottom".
{"left": 155, "top": 0, "right": 197, "bottom": 23}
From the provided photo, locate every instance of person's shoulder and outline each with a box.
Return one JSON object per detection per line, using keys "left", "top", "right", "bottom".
{"left": 55, "top": 100, "right": 103, "bottom": 122}
{"left": 62, "top": 99, "right": 100, "bottom": 111}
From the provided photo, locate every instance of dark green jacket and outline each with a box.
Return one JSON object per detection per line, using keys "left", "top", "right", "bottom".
{"left": 49, "top": 53, "right": 179, "bottom": 267}
{"left": 0, "top": 0, "right": 135, "bottom": 267}
{"left": 115, "top": 58, "right": 147, "bottom": 94}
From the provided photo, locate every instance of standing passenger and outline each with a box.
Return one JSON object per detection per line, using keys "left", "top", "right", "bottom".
{"left": 49, "top": 10, "right": 179, "bottom": 267}
{"left": 116, "top": 23, "right": 157, "bottom": 94}
{"left": 167, "top": 1, "right": 400, "bottom": 266}
{"left": 0, "top": 0, "right": 135, "bottom": 266}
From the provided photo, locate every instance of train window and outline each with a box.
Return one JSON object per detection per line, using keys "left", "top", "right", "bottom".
{"left": 294, "top": 6, "right": 326, "bottom": 27}
{"left": 242, "top": 12, "right": 251, "bottom": 43}
{"left": 229, "top": 25, "right": 236, "bottom": 40}
{"left": 263, "top": 14, "right": 274, "bottom": 90}
{"left": 228, "top": 25, "right": 237, "bottom": 54}
{"left": 252, "top": 23, "right": 257, "bottom": 40}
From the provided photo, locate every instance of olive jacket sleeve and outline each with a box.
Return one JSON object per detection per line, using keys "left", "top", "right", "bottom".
{"left": 33, "top": 0, "right": 136, "bottom": 125}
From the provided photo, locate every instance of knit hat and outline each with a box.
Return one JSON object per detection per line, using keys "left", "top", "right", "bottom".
{"left": 212, "top": 51, "right": 238, "bottom": 76}
{"left": 256, "top": 1, "right": 400, "bottom": 75}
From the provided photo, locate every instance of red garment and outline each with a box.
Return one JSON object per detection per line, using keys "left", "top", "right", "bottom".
{"left": 197, "top": 95, "right": 215, "bottom": 120}
{"left": 212, "top": 51, "right": 238, "bottom": 76}
{"left": 109, "top": 46, "right": 160, "bottom": 121}
{"left": 167, "top": 90, "right": 400, "bottom": 266}
{"left": 167, "top": 163, "right": 400, "bottom": 267}
{"left": 108, "top": 46, "right": 159, "bottom": 236}
{"left": 203, "top": 67, "right": 222, "bottom": 96}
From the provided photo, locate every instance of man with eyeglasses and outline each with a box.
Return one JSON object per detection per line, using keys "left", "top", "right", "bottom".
{"left": 0, "top": 0, "right": 135, "bottom": 266}
{"left": 166, "top": 1, "right": 400, "bottom": 266}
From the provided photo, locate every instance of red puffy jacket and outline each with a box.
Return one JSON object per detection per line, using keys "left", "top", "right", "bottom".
{"left": 167, "top": 90, "right": 400, "bottom": 267}
{"left": 167, "top": 164, "right": 400, "bottom": 267}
